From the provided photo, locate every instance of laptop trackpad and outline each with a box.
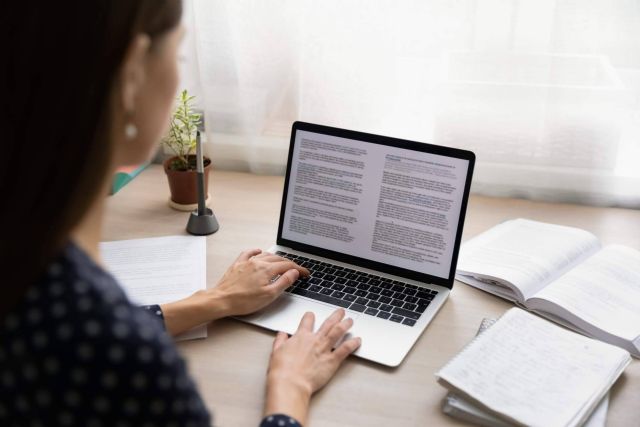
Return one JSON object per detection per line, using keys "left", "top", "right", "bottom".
{"left": 256, "top": 295, "right": 360, "bottom": 335}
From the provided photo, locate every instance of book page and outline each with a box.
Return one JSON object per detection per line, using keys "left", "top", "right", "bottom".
{"left": 280, "top": 129, "right": 470, "bottom": 279}
{"left": 531, "top": 245, "right": 640, "bottom": 344}
{"left": 436, "top": 308, "right": 629, "bottom": 427}
{"left": 100, "top": 235, "right": 208, "bottom": 341}
{"left": 457, "top": 219, "right": 600, "bottom": 301}
{"left": 454, "top": 274, "right": 522, "bottom": 303}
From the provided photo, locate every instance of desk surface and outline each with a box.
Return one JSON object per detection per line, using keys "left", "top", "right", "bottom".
{"left": 104, "top": 164, "right": 640, "bottom": 427}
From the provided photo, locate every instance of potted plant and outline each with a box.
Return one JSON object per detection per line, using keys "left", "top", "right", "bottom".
{"left": 162, "top": 90, "right": 212, "bottom": 210}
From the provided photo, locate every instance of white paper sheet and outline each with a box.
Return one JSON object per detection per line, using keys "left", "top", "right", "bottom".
{"left": 100, "top": 235, "right": 208, "bottom": 341}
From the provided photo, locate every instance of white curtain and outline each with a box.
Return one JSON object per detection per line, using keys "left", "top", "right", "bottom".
{"left": 179, "top": 0, "right": 640, "bottom": 207}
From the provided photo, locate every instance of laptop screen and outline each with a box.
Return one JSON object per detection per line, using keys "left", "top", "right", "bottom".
{"left": 278, "top": 122, "right": 474, "bottom": 287}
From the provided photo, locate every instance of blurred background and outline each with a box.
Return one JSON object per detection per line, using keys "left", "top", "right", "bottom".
{"left": 176, "top": 0, "right": 640, "bottom": 207}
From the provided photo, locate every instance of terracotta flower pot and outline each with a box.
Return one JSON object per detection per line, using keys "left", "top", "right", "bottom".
{"left": 163, "top": 155, "right": 212, "bottom": 206}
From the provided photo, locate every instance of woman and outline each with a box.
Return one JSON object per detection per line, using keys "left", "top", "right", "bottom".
{"left": 0, "top": 1, "right": 360, "bottom": 426}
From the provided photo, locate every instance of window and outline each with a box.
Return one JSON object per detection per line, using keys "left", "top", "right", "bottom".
{"left": 180, "top": 0, "right": 640, "bottom": 207}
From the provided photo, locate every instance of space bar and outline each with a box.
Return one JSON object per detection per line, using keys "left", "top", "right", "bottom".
{"left": 292, "top": 288, "right": 351, "bottom": 308}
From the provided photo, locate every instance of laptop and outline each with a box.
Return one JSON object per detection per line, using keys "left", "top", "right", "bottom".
{"left": 240, "top": 121, "right": 475, "bottom": 366}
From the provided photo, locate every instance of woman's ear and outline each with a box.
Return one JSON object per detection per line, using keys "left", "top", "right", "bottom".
{"left": 119, "top": 34, "right": 152, "bottom": 113}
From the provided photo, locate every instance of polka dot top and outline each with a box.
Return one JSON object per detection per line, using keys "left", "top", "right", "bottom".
{"left": 0, "top": 242, "right": 302, "bottom": 427}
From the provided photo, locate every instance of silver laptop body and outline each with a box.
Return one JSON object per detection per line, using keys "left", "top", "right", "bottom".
{"left": 239, "top": 122, "right": 475, "bottom": 367}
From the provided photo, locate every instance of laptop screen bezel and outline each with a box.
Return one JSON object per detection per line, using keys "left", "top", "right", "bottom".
{"left": 276, "top": 121, "right": 475, "bottom": 289}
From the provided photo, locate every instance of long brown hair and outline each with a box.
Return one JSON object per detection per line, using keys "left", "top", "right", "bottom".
{"left": 0, "top": 1, "right": 182, "bottom": 315}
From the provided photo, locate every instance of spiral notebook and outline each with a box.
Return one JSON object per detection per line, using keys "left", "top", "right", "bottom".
{"left": 442, "top": 318, "right": 610, "bottom": 427}
{"left": 436, "top": 308, "right": 630, "bottom": 427}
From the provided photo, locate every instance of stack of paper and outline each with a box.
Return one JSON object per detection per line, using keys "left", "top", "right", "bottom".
{"left": 100, "top": 235, "right": 208, "bottom": 341}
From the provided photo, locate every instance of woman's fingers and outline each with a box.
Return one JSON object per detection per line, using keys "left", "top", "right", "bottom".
{"left": 316, "top": 309, "right": 346, "bottom": 337}
{"left": 296, "top": 311, "right": 315, "bottom": 333}
{"left": 268, "top": 269, "right": 300, "bottom": 294}
{"left": 272, "top": 331, "right": 289, "bottom": 351}
{"left": 325, "top": 317, "right": 354, "bottom": 348}
{"left": 332, "top": 337, "right": 362, "bottom": 362}
{"left": 253, "top": 253, "right": 285, "bottom": 262}
{"left": 236, "top": 248, "right": 262, "bottom": 262}
{"left": 268, "top": 260, "right": 310, "bottom": 277}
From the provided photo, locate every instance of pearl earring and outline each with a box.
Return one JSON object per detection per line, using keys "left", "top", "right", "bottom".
{"left": 125, "top": 123, "right": 138, "bottom": 139}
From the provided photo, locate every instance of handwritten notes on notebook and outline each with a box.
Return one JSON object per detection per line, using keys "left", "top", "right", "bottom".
{"left": 100, "top": 235, "right": 207, "bottom": 341}
{"left": 436, "top": 308, "right": 630, "bottom": 427}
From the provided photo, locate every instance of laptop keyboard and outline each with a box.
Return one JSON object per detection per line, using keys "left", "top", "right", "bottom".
{"left": 276, "top": 251, "right": 438, "bottom": 327}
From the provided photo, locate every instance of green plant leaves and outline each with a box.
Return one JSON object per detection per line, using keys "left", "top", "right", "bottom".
{"left": 162, "top": 89, "right": 202, "bottom": 171}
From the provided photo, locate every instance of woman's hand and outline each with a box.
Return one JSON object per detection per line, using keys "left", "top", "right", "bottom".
{"left": 160, "top": 249, "right": 309, "bottom": 336}
{"left": 212, "top": 249, "right": 310, "bottom": 316}
{"left": 264, "top": 309, "right": 362, "bottom": 425}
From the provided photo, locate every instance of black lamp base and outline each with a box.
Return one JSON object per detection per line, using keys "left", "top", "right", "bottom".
{"left": 186, "top": 208, "right": 219, "bottom": 235}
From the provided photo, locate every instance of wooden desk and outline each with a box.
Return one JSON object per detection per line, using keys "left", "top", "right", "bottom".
{"left": 104, "top": 165, "right": 640, "bottom": 427}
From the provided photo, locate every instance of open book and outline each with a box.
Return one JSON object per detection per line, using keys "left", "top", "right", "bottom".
{"left": 456, "top": 219, "right": 640, "bottom": 356}
{"left": 436, "top": 308, "right": 630, "bottom": 427}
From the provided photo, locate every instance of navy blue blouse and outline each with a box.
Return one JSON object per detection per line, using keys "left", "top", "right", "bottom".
{"left": 0, "top": 242, "right": 301, "bottom": 427}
